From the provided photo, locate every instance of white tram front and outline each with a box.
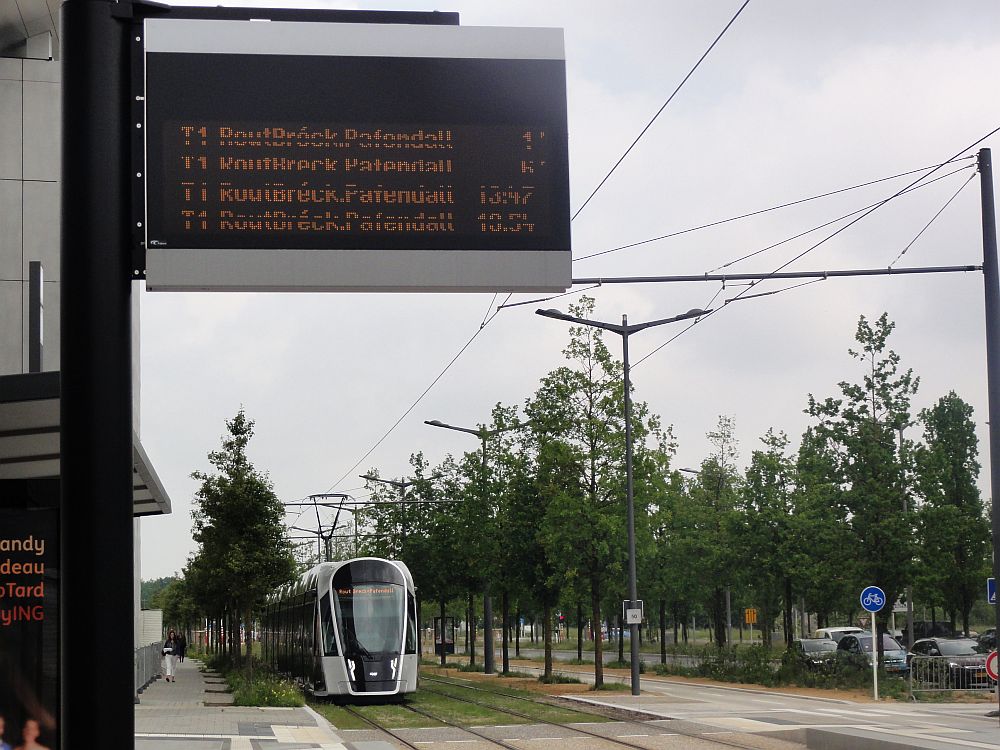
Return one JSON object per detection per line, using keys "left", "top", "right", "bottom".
{"left": 262, "top": 558, "right": 418, "bottom": 699}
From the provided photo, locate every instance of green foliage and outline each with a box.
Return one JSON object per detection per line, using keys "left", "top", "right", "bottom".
{"left": 591, "top": 681, "right": 630, "bottom": 691}
{"left": 185, "top": 409, "right": 296, "bottom": 657}
{"left": 913, "top": 393, "right": 991, "bottom": 634}
{"left": 156, "top": 577, "right": 200, "bottom": 631}
{"left": 143, "top": 576, "right": 180, "bottom": 609}
{"left": 227, "top": 670, "right": 304, "bottom": 707}
{"left": 806, "top": 313, "right": 918, "bottom": 632}
{"left": 537, "top": 673, "right": 582, "bottom": 684}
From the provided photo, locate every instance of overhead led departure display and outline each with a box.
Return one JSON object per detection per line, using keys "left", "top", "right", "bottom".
{"left": 142, "top": 19, "right": 571, "bottom": 292}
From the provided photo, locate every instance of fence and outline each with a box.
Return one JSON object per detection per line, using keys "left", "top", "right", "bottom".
{"left": 908, "top": 655, "right": 995, "bottom": 695}
{"left": 134, "top": 642, "right": 163, "bottom": 702}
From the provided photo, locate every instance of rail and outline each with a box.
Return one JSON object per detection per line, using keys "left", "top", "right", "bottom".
{"left": 908, "top": 654, "right": 996, "bottom": 695}
{"left": 134, "top": 642, "right": 163, "bottom": 701}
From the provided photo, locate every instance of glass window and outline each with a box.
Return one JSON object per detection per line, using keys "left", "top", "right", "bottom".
{"left": 405, "top": 593, "right": 418, "bottom": 655}
{"left": 320, "top": 593, "right": 338, "bottom": 656}
{"left": 937, "top": 640, "right": 981, "bottom": 656}
{"left": 333, "top": 582, "right": 405, "bottom": 658}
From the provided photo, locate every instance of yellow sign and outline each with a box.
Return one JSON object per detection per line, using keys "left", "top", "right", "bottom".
{"left": 744, "top": 608, "right": 758, "bottom": 625}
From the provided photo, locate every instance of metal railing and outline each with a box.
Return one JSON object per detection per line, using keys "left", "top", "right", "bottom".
{"left": 908, "top": 655, "right": 996, "bottom": 694}
{"left": 134, "top": 642, "right": 163, "bottom": 702}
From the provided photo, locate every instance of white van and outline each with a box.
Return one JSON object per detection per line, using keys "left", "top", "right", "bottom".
{"left": 812, "top": 626, "right": 863, "bottom": 643}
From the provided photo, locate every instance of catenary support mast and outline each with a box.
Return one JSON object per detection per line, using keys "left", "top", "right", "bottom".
{"left": 977, "top": 148, "right": 1000, "bottom": 725}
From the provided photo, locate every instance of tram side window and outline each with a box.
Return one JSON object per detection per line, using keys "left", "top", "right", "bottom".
{"left": 319, "top": 593, "right": 338, "bottom": 656}
{"left": 405, "top": 593, "right": 417, "bottom": 655}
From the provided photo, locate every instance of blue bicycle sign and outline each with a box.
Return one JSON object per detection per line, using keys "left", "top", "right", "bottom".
{"left": 860, "top": 585, "right": 886, "bottom": 613}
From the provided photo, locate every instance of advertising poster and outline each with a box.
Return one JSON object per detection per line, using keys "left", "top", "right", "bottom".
{"left": 0, "top": 509, "right": 58, "bottom": 750}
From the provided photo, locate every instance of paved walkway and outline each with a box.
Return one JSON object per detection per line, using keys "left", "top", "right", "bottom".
{"left": 135, "top": 658, "right": 351, "bottom": 750}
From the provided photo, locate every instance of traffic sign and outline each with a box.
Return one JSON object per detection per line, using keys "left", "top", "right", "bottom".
{"left": 860, "top": 585, "right": 886, "bottom": 613}
{"left": 986, "top": 650, "right": 998, "bottom": 682}
{"left": 989, "top": 577, "right": 996, "bottom": 604}
{"left": 744, "top": 608, "right": 758, "bottom": 625}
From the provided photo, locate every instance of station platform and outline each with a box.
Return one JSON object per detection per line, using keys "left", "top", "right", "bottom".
{"left": 134, "top": 658, "right": 347, "bottom": 750}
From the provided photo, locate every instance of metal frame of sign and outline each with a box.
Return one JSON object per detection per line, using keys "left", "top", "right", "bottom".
{"left": 139, "top": 17, "right": 572, "bottom": 292}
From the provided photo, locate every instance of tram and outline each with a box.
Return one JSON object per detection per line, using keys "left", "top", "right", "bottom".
{"left": 261, "top": 558, "right": 418, "bottom": 699}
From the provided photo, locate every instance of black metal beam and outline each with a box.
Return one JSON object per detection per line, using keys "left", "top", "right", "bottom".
{"left": 61, "top": 1, "right": 133, "bottom": 746}
{"left": 571, "top": 264, "right": 981, "bottom": 285}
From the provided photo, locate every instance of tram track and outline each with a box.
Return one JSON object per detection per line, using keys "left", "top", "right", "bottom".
{"left": 419, "top": 674, "right": 805, "bottom": 750}
{"left": 338, "top": 705, "right": 425, "bottom": 750}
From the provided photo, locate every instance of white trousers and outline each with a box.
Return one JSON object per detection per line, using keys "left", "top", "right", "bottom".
{"left": 162, "top": 654, "right": 177, "bottom": 678}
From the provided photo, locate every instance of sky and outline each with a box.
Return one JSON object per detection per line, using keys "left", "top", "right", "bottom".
{"left": 139, "top": 0, "right": 1000, "bottom": 580}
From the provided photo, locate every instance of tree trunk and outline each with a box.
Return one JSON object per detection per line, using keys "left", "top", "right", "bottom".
{"left": 543, "top": 601, "right": 553, "bottom": 679}
{"left": 502, "top": 590, "right": 510, "bottom": 674}
{"left": 681, "top": 615, "right": 688, "bottom": 645}
{"left": 618, "top": 609, "right": 625, "bottom": 663}
{"left": 468, "top": 592, "right": 476, "bottom": 665}
{"left": 783, "top": 578, "right": 794, "bottom": 647}
{"left": 515, "top": 608, "right": 521, "bottom": 657}
{"left": 531, "top": 616, "right": 536, "bottom": 644}
{"left": 672, "top": 604, "right": 679, "bottom": 646}
{"left": 439, "top": 598, "right": 447, "bottom": 666}
{"left": 591, "top": 578, "right": 604, "bottom": 688}
{"left": 713, "top": 587, "right": 726, "bottom": 648}
{"left": 577, "top": 603, "right": 583, "bottom": 661}
{"left": 659, "top": 600, "right": 666, "bottom": 664}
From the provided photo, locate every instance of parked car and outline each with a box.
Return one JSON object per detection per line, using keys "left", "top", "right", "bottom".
{"left": 836, "top": 633, "right": 909, "bottom": 674}
{"left": 902, "top": 621, "right": 954, "bottom": 641}
{"left": 812, "top": 626, "right": 863, "bottom": 643}
{"left": 793, "top": 639, "right": 839, "bottom": 670}
{"left": 978, "top": 628, "right": 996, "bottom": 651}
{"left": 910, "top": 638, "right": 993, "bottom": 689}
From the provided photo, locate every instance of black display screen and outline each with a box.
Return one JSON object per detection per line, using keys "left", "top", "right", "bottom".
{"left": 144, "top": 52, "right": 570, "bottom": 253}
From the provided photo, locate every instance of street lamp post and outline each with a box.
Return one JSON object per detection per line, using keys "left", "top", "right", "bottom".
{"left": 425, "top": 417, "right": 530, "bottom": 675}
{"left": 536, "top": 306, "right": 709, "bottom": 696}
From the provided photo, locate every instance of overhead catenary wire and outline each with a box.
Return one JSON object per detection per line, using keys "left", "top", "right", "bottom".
{"left": 573, "top": 157, "right": 976, "bottom": 264}
{"left": 707, "top": 164, "right": 975, "bottom": 274}
{"left": 888, "top": 171, "right": 977, "bottom": 268}
{"left": 325, "top": 316, "right": 497, "bottom": 492}
{"left": 631, "top": 125, "right": 1000, "bottom": 367}
{"left": 325, "top": 154, "right": 984, "bottom": 491}
{"left": 571, "top": 0, "right": 751, "bottom": 222}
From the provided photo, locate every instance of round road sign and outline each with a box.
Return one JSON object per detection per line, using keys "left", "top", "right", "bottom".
{"left": 860, "top": 586, "right": 886, "bottom": 613}
{"left": 987, "top": 650, "right": 998, "bottom": 682}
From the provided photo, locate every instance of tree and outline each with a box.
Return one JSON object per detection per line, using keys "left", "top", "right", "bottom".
{"left": 791, "top": 427, "right": 854, "bottom": 627}
{"left": 806, "top": 314, "right": 917, "bottom": 658}
{"left": 526, "top": 296, "right": 653, "bottom": 686}
{"left": 686, "top": 416, "right": 741, "bottom": 648}
{"left": 914, "top": 392, "right": 991, "bottom": 635}
{"left": 735, "top": 429, "right": 794, "bottom": 647}
{"left": 188, "top": 409, "right": 296, "bottom": 663}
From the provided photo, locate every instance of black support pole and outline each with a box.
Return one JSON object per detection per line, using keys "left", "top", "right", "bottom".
{"left": 61, "top": 1, "right": 133, "bottom": 747}
{"left": 979, "top": 148, "right": 1000, "bottom": 724}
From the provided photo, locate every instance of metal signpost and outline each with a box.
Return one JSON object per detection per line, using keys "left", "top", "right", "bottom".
{"left": 860, "top": 585, "right": 886, "bottom": 701}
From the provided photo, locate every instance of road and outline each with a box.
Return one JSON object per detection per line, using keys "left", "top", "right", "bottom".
{"left": 506, "top": 660, "right": 1000, "bottom": 750}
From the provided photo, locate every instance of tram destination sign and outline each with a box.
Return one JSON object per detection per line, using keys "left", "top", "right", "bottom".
{"left": 141, "top": 18, "right": 571, "bottom": 292}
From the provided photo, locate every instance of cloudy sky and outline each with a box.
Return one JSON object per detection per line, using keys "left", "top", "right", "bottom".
{"left": 140, "top": 0, "right": 1000, "bottom": 579}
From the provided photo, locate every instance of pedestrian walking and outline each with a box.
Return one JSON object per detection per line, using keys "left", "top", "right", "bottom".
{"left": 162, "top": 629, "right": 180, "bottom": 683}
{"left": 176, "top": 632, "right": 187, "bottom": 663}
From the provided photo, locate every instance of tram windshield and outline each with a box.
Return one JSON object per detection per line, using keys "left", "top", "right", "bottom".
{"left": 333, "top": 582, "right": 405, "bottom": 658}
